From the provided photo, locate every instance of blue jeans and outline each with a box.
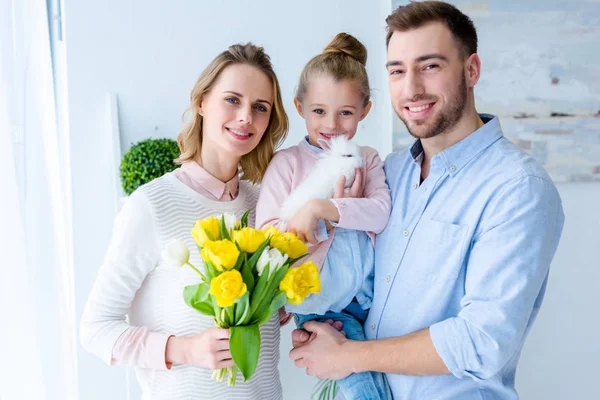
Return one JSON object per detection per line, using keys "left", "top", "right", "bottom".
{"left": 295, "top": 300, "right": 391, "bottom": 400}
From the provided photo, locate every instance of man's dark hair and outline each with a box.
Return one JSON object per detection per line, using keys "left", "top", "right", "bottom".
{"left": 386, "top": 1, "right": 478, "bottom": 58}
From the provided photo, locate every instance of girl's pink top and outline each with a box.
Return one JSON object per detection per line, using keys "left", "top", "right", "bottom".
{"left": 255, "top": 140, "right": 392, "bottom": 269}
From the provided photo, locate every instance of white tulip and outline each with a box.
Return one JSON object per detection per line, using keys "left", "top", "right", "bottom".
{"left": 223, "top": 212, "right": 239, "bottom": 235}
{"left": 161, "top": 239, "right": 190, "bottom": 268}
{"left": 256, "top": 247, "right": 288, "bottom": 279}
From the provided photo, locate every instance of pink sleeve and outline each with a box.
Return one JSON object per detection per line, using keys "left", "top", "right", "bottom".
{"left": 330, "top": 148, "right": 392, "bottom": 233}
{"left": 256, "top": 151, "right": 294, "bottom": 232}
{"left": 111, "top": 326, "right": 173, "bottom": 370}
{"left": 256, "top": 151, "right": 329, "bottom": 244}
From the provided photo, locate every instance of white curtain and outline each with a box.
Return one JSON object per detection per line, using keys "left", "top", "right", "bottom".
{"left": 0, "top": 0, "right": 78, "bottom": 399}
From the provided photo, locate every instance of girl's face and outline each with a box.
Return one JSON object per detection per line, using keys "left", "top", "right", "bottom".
{"left": 294, "top": 75, "right": 371, "bottom": 148}
{"left": 199, "top": 63, "right": 274, "bottom": 159}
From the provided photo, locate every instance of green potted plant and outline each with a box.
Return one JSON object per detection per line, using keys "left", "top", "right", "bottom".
{"left": 120, "top": 138, "right": 180, "bottom": 196}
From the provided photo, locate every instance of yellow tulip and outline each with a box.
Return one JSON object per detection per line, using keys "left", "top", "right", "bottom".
{"left": 210, "top": 270, "right": 247, "bottom": 308}
{"left": 192, "top": 217, "right": 221, "bottom": 247}
{"left": 270, "top": 232, "right": 308, "bottom": 259}
{"left": 279, "top": 261, "right": 321, "bottom": 305}
{"left": 262, "top": 226, "right": 282, "bottom": 238}
{"left": 232, "top": 227, "right": 267, "bottom": 253}
{"left": 201, "top": 240, "right": 239, "bottom": 271}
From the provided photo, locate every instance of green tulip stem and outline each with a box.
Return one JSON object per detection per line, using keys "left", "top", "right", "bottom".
{"left": 185, "top": 262, "right": 207, "bottom": 282}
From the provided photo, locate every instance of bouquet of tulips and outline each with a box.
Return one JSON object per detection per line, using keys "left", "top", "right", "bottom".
{"left": 161, "top": 211, "right": 320, "bottom": 386}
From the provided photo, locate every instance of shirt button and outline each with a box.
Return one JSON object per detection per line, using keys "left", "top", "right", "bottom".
{"left": 412, "top": 183, "right": 418, "bottom": 190}
{"left": 450, "top": 166, "right": 456, "bottom": 172}
{"left": 385, "top": 276, "right": 391, "bottom": 282}
{"left": 403, "top": 230, "right": 409, "bottom": 236}
{"left": 370, "top": 323, "right": 376, "bottom": 330}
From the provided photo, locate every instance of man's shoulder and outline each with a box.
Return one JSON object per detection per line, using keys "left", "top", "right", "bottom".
{"left": 485, "top": 136, "right": 554, "bottom": 185}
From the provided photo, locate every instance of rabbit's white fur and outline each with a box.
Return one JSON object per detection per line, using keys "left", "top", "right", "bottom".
{"left": 280, "top": 135, "right": 363, "bottom": 221}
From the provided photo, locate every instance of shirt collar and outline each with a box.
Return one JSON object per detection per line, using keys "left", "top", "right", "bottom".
{"left": 409, "top": 114, "right": 503, "bottom": 176}
{"left": 180, "top": 161, "right": 239, "bottom": 199}
{"left": 303, "top": 136, "right": 324, "bottom": 154}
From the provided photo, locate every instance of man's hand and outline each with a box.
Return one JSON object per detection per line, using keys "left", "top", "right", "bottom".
{"left": 291, "top": 319, "right": 344, "bottom": 348}
{"left": 289, "top": 321, "right": 353, "bottom": 380}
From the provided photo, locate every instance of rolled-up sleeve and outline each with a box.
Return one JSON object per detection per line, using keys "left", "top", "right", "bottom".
{"left": 430, "top": 175, "right": 564, "bottom": 380}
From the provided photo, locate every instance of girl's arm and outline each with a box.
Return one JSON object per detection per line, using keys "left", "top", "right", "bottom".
{"left": 255, "top": 151, "right": 293, "bottom": 232}
{"left": 294, "top": 148, "right": 391, "bottom": 236}
{"left": 256, "top": 150, "right": 330, "bottom": 244}
{"left": 328, "top": 147, "right": 391, "bottom": 233}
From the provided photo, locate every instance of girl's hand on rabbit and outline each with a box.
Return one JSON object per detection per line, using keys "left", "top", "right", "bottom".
{"left": 286, "top": 168, "right": 364, "bottom": 243}
{"left": 286, "top": 201, "right": 320, "bottom": 244}
{"left": 334, "top": 168, "right": 364, "bottom": 199}
{"left": 287, "top": 199, "right": 345, "bottom": 244}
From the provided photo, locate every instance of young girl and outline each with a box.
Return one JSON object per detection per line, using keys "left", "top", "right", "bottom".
{"left": 256, "top": 33, "right": 392, "bottom": 400}
{"left": 80, "top": 43, "right": 289, "bottom": 399}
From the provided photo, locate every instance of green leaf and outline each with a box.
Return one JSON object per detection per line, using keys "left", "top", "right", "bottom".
{"left": 183, "top": 284, "right": 214, "bottom": 316}
{"left": 183, "top": 283, "right": 210, "bottom": 304}
{"left": 225, "top": 305, "right": 235, "bottom": 327}
{"left": 234, "top": 292, "right": 251, "bottom": 325}
{"left": 249, "top": 264, "right": 270, "bottom": 314}
{"left": 287, "top": 253, "right": 309, "bottom": 266}
{"left": 216, "top": 307, "right": 227, "bottom": 328}
{"left": 246, "top": 240, "right": 270, "bottom": 270}
{"left": 233, "top": 249, "right": 245, "bottom": 272}
{"left": 230, "top": 325, "right": 260, "bottom": 382}
{"left": 240, "top": 209, "right": 250, "bottom": 228}
{"left": 220, "top": 215, "right": 231, "bottom": 241}
{"left": 256, "top": 291, "right": 287, "bottom": 325}
{"left": 240, "top": 255, "right": 255, "bottom": 293}
{"left": 250, "top": 265, "right": 289, "bottom": 324}
{"left": 191, "top": 300, "right": 215, "bottom": 316}
{"left": 268, "top": 264, "right": 290, "bottom": 293}
{"left": 213, "top": 304, "right": 223, "bottom": 326}
{"left": 203, "top": 259, "right": 219, "bottom": 280}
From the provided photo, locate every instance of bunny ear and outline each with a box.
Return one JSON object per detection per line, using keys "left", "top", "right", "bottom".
{"left": 317, "top": 138, "right": 332, "bottom": 152}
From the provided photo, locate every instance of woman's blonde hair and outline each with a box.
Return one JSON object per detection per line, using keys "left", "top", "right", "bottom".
{"left": 176, "top": 43, "right": 288, "bottom": 184}
{"left": 296, "top": 33, "right": 371, "bottom": 107}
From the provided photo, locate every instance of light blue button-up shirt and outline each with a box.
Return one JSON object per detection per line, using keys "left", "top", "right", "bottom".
{"left": 365, "top": 115, "right": 564, "bottom": 399}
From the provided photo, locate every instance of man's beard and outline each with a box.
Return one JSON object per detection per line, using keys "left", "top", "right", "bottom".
{"left": 398, "top": 74, "right": 468, "bottom": 140}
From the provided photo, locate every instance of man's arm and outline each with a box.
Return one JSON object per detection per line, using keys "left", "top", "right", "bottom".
{"left": 351, "top": 328, "right": 449, "bottom": 375}
{"left": 428, "top": 175, "right": 563, "bottom": 379}
{"left": 291, "top": 323, "right": 448, "bottom": 378}
{"left": 291, "top": 174, "right": 564, "bottom": 379}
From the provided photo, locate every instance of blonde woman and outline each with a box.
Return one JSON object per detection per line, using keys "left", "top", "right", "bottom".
{"left": 80, "top": 43, "right": 288, "bottom": 399}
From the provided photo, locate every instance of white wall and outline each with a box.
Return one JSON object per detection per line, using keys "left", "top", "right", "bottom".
{"left": 517, "top": 183, "right": 600, "bottom": 400}
{"left": 63, "top": 1, "right": 391, "bottom": 399}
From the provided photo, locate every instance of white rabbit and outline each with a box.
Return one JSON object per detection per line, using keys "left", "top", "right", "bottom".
{"left": 280, "top": 135, "right": 364, "bottom": 221}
